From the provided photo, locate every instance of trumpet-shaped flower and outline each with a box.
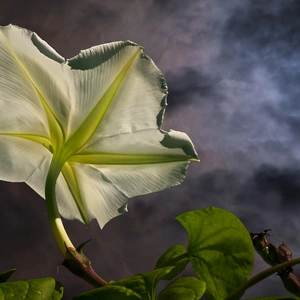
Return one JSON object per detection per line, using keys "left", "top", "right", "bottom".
{"left": 0, "top": 25, "right": 198, "bottom": 257}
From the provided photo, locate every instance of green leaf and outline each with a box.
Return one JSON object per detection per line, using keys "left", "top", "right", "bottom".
{"left": 157, "top": 277, "right": 206, "bottom": 300}
{"left": 176, "top": 206, "right": 254, "bottom": 300}
{"left": 0, "top": 277, "right": 63, "bottom": 300}
{"left": 73, "top": 267, "right": 173, "bottom": 300}
{"left": 155, "top": 244, "right": 189, "bottom": 280}
{"left": 74, "top": 285, "right": 142, "bottom": 300}
{"left": 245, "top": 297, "right": 299, "bottom": 300}
{"left": 52, "top": 281, "right": 64, "bottom": 300}
{"left": 0, "top": 269, "right": 16, "bottom": 283}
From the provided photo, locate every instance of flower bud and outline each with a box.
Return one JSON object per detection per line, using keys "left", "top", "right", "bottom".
{"left": 277, "top": 242, "right": 292, "bottom": 264}
{"left": 250, "top": 230, "right": 278, "bottom": 266}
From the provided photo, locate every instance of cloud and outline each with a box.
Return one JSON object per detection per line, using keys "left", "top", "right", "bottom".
{"left": 222, "top": 1, "right": 300, "bottom": 141}
{"left": 252, "top": 165, "right": 300, "bottom": 215}
{"left": 2, "top": 0, "right": 300, "bottom": 298}
{"left": 160, "top": 1, "right": 300, "bottom": 178}
{"left": 179, "top": 163, "right": 300, "bottom": 296}
{"left": 183, "top": 163, "right": 300, "bottom": 232}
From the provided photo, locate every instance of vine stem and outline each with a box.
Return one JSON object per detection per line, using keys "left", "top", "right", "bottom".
{"left": 225, "top": 257, "right": 300, "bottom": 300}
{"left": 45, "top": 156, "right": 108, "bottom": 287}
{"left": 45, "top": 156, "right": 73, "bottom": 257}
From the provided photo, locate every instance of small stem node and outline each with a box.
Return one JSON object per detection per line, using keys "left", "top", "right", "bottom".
{"left": 62, "top": 240, "right": 108, "bottom": 287}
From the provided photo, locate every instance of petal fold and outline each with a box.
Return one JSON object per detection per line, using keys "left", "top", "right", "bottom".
{"left": 65, "top": 41, "right": 167, "bottom": 148}
{"left": 0, "top": 25, "right": 70, "bottom": 143}
{"left": 0, "top": 136, "right": 52, "bottom": 192}
{"left": 67, "top": 129, "right": 198, "bottom": 227}
{"left": 60, "top": 163, "right": 129, "bottom": 228}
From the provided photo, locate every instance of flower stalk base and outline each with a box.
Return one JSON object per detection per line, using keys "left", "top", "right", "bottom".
{"left": 61, "top": 240, "right": 108, "bottom": 287}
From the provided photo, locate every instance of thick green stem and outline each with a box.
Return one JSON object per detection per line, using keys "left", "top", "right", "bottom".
{"left": 45, "top": 156, "right": 74, "bottom": 257}
{"left": 225, "top": 257, "right": 300, "bottom": 300}
{"left": 45, "top": 155, "right": 108, "bottom": 287}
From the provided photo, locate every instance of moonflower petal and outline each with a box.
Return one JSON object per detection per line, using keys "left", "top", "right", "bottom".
{"left": 0, "top": 25, "right": 71, "bottom": 143}
{"left": 66, "top": 42, "right": 166, "bottom": 142}
{"left": 65, "top": 163, "right": 129, "bottom": 227}
{"left": 0, "top": 136, "right": 51, "bottom": 184}
{"left": 66, "top": 41, "right": 139, "bottom": 137}
{"left": 0, "top": 25, "right": 198, "bottom": 229}
{"left": 76, "top": 129, "right": 196, "bottom": 158}
{"left": 55, "top": 171, "right": 86, "bottom": 224}
{"left": 67, "top": 161, "right": 189, "bottom": 228}
{"left": 65, "top": 129, "right": 196, "bottom": 227}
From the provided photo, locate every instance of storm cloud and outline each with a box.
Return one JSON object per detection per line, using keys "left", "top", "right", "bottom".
{"left": 1, "top": 0, "right": 300, "bottom": 298}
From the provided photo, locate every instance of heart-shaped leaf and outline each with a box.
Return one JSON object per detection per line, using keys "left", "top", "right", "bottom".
{"left": 73, "top": 267, "right": 173, "bottom": 300}
{"left": 0, "top": 277, "right": 63, "bottom": 300}
{"left": 176, "top": 206, "right": 254, "bottom": 300}
{"left": 155, "top": 244, "right": 189, "bottom": 280}
{"left": 157, "top": 276, "right": 206, "bottom": 300}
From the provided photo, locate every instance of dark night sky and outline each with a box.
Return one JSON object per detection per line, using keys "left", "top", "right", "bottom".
{"left": 1, "top": 0, "right": 300, "bottom": 298}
